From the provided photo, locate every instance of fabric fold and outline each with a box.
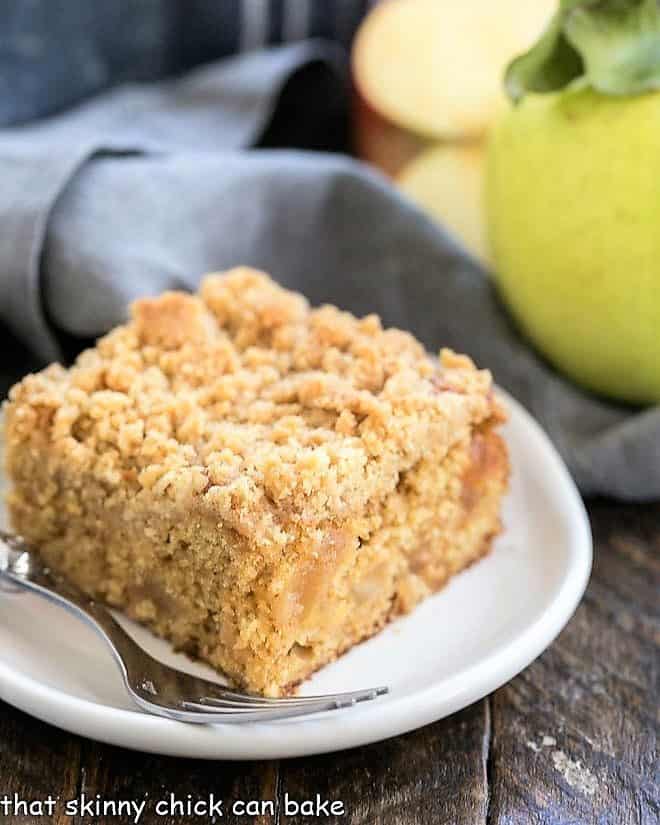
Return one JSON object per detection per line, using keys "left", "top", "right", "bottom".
{"left": 0, "top": 143, "right": 99, "bottom": 361}
{"left": 0, "top": 41, "right": 345, "bottom": 361}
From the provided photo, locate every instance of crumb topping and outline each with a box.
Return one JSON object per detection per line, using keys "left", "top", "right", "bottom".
{"left": 5, "top": 268, "right": 498, "bottom": 539}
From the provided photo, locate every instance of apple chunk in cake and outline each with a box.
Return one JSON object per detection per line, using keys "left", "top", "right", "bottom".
{"left": 3, "top": 268, "right": 508, "bottom": 695}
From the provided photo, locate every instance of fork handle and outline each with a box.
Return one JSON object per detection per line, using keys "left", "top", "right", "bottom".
{"left": 0, "top": 530, "right": 137, "bottom": 679}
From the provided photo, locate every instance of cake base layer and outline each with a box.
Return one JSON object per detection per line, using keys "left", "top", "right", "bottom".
{"left": 7, "top": 425, "right": 508, "bottom": 695}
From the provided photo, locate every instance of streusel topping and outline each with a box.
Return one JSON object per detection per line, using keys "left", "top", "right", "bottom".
{"left": 6, "top": 268, "right": 497, "bottom": 539}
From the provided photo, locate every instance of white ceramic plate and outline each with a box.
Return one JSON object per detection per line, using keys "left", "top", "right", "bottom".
{"left": 0, "top": 391, "right": 591, "bottom": 760}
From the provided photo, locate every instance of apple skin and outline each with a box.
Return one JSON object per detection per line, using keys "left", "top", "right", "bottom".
{"left": 487, "top": 87, "right": 660, "bottom": 405}
{"left": 352, "top": 86, "right": 429, "bottom": 179}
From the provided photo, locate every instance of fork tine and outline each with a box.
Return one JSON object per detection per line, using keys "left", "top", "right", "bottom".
{"left": 165, "top": 666, "right": 388, "bottom": 707}
{"left": 176, "top": 696, "right": 360, "bottom": 723}
{"left": 180, "top": 698, "right": 346, "bottom": 713}
{"left": 182, "top": 676, "right": 389, "bottom": 707}
{"left": 195, "top": 686, "right": 388, "bottom": 708}
{"left": 177, "top": 687, "right": 385, "bottom": 722}
{"left": 174, "top": 706, "right": 344, "bottom": 723}
{"left": 130, "top": 694, "right": 358, "bottom": 725}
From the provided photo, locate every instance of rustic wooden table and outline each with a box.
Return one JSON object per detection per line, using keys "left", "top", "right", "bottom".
{"left": 0, "top": 346, "right": 658, "bottom": 825}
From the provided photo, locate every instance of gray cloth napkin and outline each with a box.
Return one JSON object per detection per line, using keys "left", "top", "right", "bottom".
{"left": 0, "top": 42, "right": 658, "bottom": 500}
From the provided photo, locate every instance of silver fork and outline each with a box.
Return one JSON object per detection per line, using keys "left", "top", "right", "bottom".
{"left": 0, "top": 531, "right": 388, "bottom": 723}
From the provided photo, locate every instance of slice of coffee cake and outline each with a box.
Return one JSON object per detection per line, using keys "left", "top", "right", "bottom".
{"left": 4, "top": 268, "right": 508, "bottom": 695}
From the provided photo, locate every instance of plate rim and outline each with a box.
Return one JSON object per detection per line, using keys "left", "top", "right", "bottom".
{"left": 0, "top": 391, "right": 592, "bottom": 759}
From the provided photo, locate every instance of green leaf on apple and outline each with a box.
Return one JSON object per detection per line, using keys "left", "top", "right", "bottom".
{"left": 505, "top": 0, "right": 660, "bottom": 101}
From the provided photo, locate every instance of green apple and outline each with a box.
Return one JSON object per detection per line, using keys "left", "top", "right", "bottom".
{"left": 486, "top": 0, "right": 660, "bottom": 405}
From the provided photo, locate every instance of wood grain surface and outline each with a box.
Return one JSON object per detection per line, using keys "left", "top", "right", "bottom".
{"left": 0, "top": 499, "right": 657, "bottom": 824}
